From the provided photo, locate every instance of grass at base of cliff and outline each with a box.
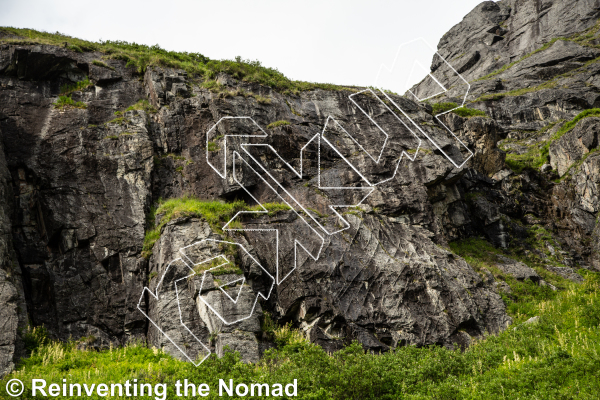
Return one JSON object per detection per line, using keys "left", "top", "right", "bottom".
{"left": 4, "top": 271, "right": 599, "bottom": 399}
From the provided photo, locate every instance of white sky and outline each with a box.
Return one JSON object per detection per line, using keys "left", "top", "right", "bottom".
{"left": 0, "top": 0, "right": 488, "bottom": 89}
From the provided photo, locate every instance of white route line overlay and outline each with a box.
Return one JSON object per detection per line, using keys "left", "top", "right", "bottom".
{"left": 139, "top": 40, "right": 475, "bottom": 365}
{"left": 374, "top": 37, "right": 474, "bottom": 169}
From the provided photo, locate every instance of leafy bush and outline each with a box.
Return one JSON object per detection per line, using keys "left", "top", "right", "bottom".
{"left": 21, "top": 325, "right": 49, "bottom": 354}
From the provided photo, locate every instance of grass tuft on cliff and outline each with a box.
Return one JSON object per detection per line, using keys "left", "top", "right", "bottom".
{"left": 266, "top": 120, "right": 291, "bottom": 129}
{"left": 53, "top": 95, "right": 87, "bottom": 109}
{"left": 4, "top": 269, "right": 599, "bottom": 399}
{"left": 141, "top": 197, "right": 291, "bottom": 258}
{"left": 0, "top": 27, "right": 358, "bottom": 95}
{"left": 431, "top": 102, "right": 487, "bottom": 118}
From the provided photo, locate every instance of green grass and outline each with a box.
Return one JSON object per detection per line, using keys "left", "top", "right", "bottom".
{"left": 4, "top": 269, "right": 599, "bottom": 399}
{"left": 53, "top": 95, "right": 87, "bottom": 109}
{"left": 431, "top": 102, "right": 487, "bottom": 118}
{"left": 192, "top": 257, "right": 243, "bottom": 277}
{"left": 254, "top": 94, "right": 272, "bottom": 104}
{"left": 91, "top": 59, "right": 115, "bottom": 71}
{"left": 207, "top": 141, "right": 219, "bottom": 152}
{"left": 125, "top": 99, "right": 158, "bottom": 114}
{"left": 141, "top": 197, "right": 291, "bottom": 258}
{"left": 452, "top": 107, "right": 487, "bottom": 118}
{"left": 0, "top": 27, "right": 358, "bottom": 95}
{"left": 60, "top": 78, "right": 93, "bottom": 95}
{"left": 448, "top": 237, "right": 569, "bottom": 318}
{"left": 142, "top": 197, "right": 247, "bottom": 258}
{"left": 504, "top": 109, "right": 600, "bottom": 174}
{"left": 266, "top": 120, "right": 291, "bottom": 129}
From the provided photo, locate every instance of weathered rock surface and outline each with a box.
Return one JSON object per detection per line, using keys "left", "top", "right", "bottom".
{"left": 550, "top": 117, "right": 600, "bottom": 176}
{"left": 2, "top": 0, "right": 600, "bottom": 375}
{"left": 0, "top": 139, "right": 27, "bottom": 377}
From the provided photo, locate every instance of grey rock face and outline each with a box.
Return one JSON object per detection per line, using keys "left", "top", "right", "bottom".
{"left": 3, "top": 0, "right": 600, "bottom": 372}
{"left": 495, "top": 255, "right": 540, "bottom": 282}
{"left": 550, "top": 117, "right": 600, "bottom": 176}
{"left": 418, "top": 0, "right": 600, "bottom": 271}
{"left": 0, "top": 139, "right": 27, "bottom": 378}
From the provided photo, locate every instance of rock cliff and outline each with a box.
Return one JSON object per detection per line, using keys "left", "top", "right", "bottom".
{"left": 1, "top": 0, "right": 599, "bottom": 374}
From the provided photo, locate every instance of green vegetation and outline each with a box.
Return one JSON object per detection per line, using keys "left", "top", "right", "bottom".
{"left": 4, "top": 269, "right": 599, "bottom": 399}
{"left": 142, "top": 198, "right": 247, "bottom": 258}
{"left": 192, "top": 256, "right": 243, "bottom": 277}
{"left": 91, "top": 59, "right": 115, "bottom": 71}
{"left": 249, "top": 202, "right": 292, "bottom": 216}
{"left": 142, "top": 197, "right": 290, "bottom": 258}
{"left": 60, "top": 78, "right": 93, "bottom": 95}
{"left": 431, "top": 102, "right": 487, "bottom": 118}
{"left": 207, "top": 141, "right": 219, "bottom": 152}
{"left": 266, "top": 120, "right": 291, "bottom": 129}
{"left": 254, "top": 94, "right": 272, "bottom": 104}
{"left": 125, "top": 99, "right": 158, "bottom": 114}
{"left": 54, "top": 95, "right": 87, "bottom": 109}
{"left": 504, "top": 109, "right": 600, "bottom": 173}
{"left": 449, "top": 237, "right": 569, "bottom": 316}
{"left": 452, "top": 107, "right": 487, "bottom": 118}
{"left": 0, "top": 27, "right": 357, "bottom": 95}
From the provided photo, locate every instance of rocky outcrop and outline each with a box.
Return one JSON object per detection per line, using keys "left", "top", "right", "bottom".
{"left": 0, "top": 139, "right": 27, "bottom": 377}
{"left": 550, "top": 117, "right": 600, "bottom": 176}
{"left": 2, "top": 0, "right": 600, "bottom": 376}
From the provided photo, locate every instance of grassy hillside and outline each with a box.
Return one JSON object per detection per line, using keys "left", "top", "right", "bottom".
{"left": 0, "top": 27, "right": 355, "bottom": 95}
{"left": 3, "top": 267, "right": 598, "bottom": 399}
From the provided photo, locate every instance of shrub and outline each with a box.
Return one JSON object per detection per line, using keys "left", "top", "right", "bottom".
{"left": 21, "top": 325, "right": 49, "bottom": 354}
